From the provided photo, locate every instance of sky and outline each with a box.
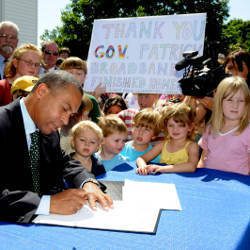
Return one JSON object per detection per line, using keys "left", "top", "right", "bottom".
{"left": 38, "top": 0, "right": 249, "bottom": 46}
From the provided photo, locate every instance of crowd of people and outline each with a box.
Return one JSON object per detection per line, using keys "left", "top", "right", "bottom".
{"left": 0, "top": 20, "right": 249, "bottom": 223}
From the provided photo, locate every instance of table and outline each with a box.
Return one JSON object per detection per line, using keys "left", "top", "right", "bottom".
{"left": 1, "top": 165, "right": 250, "bottom": 250}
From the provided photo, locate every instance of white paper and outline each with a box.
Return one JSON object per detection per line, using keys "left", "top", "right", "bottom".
{"left": 123, "top": 179, "right": 182, "bottom": 210}
{"left": 34, "top": 180, "right": 182, "bottom": 233}
{"left": 33, "top": 201, "right": 160, "bottom": 233}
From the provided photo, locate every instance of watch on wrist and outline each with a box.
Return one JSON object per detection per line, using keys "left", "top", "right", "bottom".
{"left": 82, "top": 178, "right": 99, "bottom": 187}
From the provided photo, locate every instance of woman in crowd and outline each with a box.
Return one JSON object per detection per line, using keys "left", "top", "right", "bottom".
{"left": 0, "top": 43, "right": 42, "bottom": 106}
{"left": 224, "top": 49, "right": 250, "bottom": 87}
{"left": 224, "top": 49, "right": 250, "bottom": 120}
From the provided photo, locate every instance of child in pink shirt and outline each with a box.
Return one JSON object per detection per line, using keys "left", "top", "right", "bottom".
{"left": 198, "top": 76, "right": 250, "bottom": 175}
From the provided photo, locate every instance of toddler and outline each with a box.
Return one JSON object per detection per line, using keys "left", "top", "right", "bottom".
{"left": 198, "top": 76, "right": 250, "bottom": 175}
{"left": 120, "top": 108, "right": 161, "bottom": 162}
{"left": 70, "top": 120, "right": 105, "bottom": 177}
{"left": 136, "top": 102, "right": 199, "bottom": 174}
{"left": 96, "top": 115, "right": 128, "bottom": 171}
{"left": 118, "top": 93, "right": 160, "bottom": 141}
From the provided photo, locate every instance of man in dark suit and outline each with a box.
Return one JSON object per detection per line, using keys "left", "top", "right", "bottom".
{"left": 0, "top": 70, "right": 112, "bottom": 223}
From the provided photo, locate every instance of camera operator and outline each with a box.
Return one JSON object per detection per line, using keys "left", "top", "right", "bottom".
{"left": 224, "top": 50, "right": 250, "bottom": 87}
{"left": 175, "top": 49, "right": 234, "bottom": 132}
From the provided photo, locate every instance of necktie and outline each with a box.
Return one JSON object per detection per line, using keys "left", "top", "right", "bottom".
{"left": 30, "top": 131, "right": 40, "bottom": 193}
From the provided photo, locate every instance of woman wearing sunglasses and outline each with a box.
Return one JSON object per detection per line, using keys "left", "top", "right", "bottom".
{"left": 0, "top": 43, "right": 42, "bottom": 106}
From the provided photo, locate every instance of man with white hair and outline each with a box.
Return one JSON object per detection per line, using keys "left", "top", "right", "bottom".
{"left": 0, "top": 21, "right": 19, "bottom": 79}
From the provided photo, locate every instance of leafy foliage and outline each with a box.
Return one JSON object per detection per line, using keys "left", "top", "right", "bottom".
{"left": 222, "top": 19, "right": 250, "bottom": 52}
{"left": 41, "top": 0, "right": 231, "bottom": 59}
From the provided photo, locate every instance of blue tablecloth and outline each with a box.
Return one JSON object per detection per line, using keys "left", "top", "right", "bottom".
{"left": 1, "top": 164, "right": 250, "bottom": 250}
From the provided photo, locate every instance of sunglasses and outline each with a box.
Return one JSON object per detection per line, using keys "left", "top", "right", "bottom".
{"left": 44, "top": 50, "right": 59, "bottom": 56}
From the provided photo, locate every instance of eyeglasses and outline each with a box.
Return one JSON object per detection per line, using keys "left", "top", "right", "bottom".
{"left": 0, "top": 33, "right": 17, "bottom": 40}
{"left": 19, "top": 59, "right": 40, "bottom": 68}
{"left": 44, "top": 50, "right": 59, "bottom": 56}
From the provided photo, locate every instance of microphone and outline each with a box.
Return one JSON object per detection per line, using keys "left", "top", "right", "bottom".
{"left": 175, "top": 51, "right": 199, "bottom": 71}
{"left": 175, "top": 59, "right": 190, "bottom": 71}
{"left": 175, "top": 55, "right": 204, "bottom": 71}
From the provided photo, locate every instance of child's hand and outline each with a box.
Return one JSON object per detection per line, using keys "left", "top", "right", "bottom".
{"left": 197, "top": 161, "right": 205, "bottom": 168}
{"left": 136, "top": 166, "right": 148, "bottom": 175}
{"left": 145, "top": 165, "right": 163, "bottom": 174}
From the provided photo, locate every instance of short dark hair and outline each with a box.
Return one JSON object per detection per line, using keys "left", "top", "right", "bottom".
{"left": 103, "top": 95, "right": 127, "bottom": 115}
{"left": 32, "top": 70, "right": 83, "bottom": 95}
{"left": 224, "top": 50, "right": 250, "bottom": 87}
{"left": 224, "top": 50, "right": 250, "bottom": 72}
{"left": 41, "top": 41, "right": 58, "bottom": 52}
{"left": 59, "top": 47, "right": 71, "bottom": 55}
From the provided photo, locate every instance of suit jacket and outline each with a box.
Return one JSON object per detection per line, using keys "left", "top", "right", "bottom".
{"left": 0, "top": 99, "right": 95, "bottom": 223}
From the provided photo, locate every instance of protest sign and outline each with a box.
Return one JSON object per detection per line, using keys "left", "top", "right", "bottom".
{"left": 84, "top": 13, "right": 206, "bottom": 94}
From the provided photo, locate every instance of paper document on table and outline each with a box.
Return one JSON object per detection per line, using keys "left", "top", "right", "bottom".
{"left": 123, "top": 179, "right": 182, "bottom": 210}
{"left": 33, "top": 200, "right": 160, "bottom": 233}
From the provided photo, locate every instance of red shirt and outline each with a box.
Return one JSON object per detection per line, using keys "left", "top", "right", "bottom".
{"left": 0, "top": 78, "right": 11, "bottom": 106}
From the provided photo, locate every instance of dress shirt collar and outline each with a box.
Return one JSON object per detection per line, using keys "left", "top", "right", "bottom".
{"left": 20, "top": 98, "right": 38, "bottom": 148}
{"left": 0, "top": 54, "right": 8, "bottom": 79}
{"left": 0, "top": 54, "right": 5, "bottom": 63}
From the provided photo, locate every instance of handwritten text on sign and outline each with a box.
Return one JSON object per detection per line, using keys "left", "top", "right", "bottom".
{"left": 85, "top": 14, "right": 206, "bottom": 94}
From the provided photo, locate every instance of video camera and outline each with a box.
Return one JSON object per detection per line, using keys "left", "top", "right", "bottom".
{"left": 175, "top": 50, "right": 229, "bottom": 98}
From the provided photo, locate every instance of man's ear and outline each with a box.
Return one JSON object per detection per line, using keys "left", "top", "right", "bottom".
{"left": 35, "top": 83, "right": 50, "bottom": 99}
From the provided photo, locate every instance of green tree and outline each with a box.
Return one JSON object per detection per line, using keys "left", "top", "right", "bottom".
{"left": 222, "top": 19, "right": 250, "bottom": 52}
{"left": 40, "top": 27, "right": 60, "bottom": 42}
{"left": 41, "top": 0, "right": 230, "bottom": 59}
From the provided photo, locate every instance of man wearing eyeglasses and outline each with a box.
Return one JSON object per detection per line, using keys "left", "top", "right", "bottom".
{"left": 0, "top": 21, "right": 19, "bottom": 80}
{"left": 40, "top": 41, "right": 59, "bottom": 75}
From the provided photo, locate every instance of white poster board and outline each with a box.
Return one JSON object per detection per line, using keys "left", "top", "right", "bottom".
{"left": 84, "top": 13, "right": 206, "bottom": 94}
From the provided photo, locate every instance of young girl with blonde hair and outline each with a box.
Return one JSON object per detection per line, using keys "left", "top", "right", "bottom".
{"left": 198, "top": 76, "right": 250, "bottom": 175}
{"left": 136, "top": 102, "right": 199, "bottom": 175}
